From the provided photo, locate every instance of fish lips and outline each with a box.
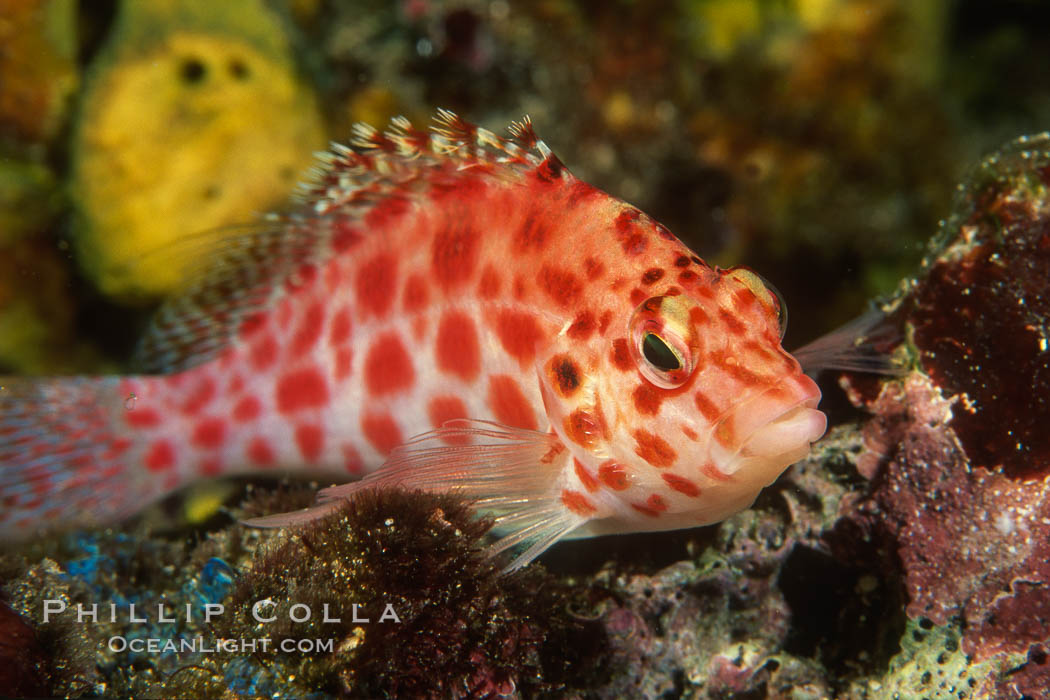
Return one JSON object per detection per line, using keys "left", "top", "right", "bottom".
{"left": 723, "top": 373, "right": 826, "bottom": 469}
{"left": 740, "top": 399, "right": 827, "bottom": 462}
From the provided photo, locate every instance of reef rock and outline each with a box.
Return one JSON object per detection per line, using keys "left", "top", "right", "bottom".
{"left": 838, "top": 132, "right": 1050, "bottom": 694}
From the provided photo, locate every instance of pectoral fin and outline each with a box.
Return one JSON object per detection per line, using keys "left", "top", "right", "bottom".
{"left": 244, "top": 419, "right": 588, "bottom": 570}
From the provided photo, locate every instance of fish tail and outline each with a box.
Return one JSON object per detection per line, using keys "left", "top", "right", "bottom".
{"left": 0, "top": 375, "right": 169, "bottom": 540}
{"left": 792, "top": 309, "right": 905, "bottom": 375}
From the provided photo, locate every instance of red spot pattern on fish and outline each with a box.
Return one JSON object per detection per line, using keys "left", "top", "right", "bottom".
{"left": 200, "top": 457, "right": 223, "bottom": 476}
{"left": 180, "top": 376, "right": 216, "bottom": 415}
{"left": 478, "top": 265, "right": 501, "bottom": 298}
{"left": 641, "top": 268, "right": 664, "bottom": 285}
{"left": 432, "top": 222, "right": 480, "bottom": 290}
{"left": 718, "top": 308, "right": 747, "bottom": 336}
{"left": 192, "top": 418, "right": 226, "bottom": 449}
{"left": 515, "top": 213, "right": 548, "bottom": 252}
{"left": 436, "top": 311, "right": 481, "bottom": 381}
{"left": 364, "top": 332, "right": 414, "bottom": 396}
{"left": 295, "top": 424, "right": 324, "bottom": 461}
{"left": 561, "top": 489, "right": 597, "bottom": 516}
{"left": 548, "top": 355, "right": 581, "bottom": 397}
{"left": 329, "top": 306, "right": 352, "bottom": 346}
{"left": 356, "top": 253, "right": 398, "bottom": 319}
{"left": 566, "top": 311, "right": 596, "bottom": 340}
{"left": 488, "top": 375, "right": 536, "bottom": 431}
{"left": 633, "top": 430, "right": 677, "bottom": 468}
{"left": 331, "top": 219, "right": 363, "bottom": 252}
{"left": 247, "top": 436, "right": 275, "bottom": 466}
{"left": 145, "top": 441, "right": 175, "bottom": 472}
{"left": 334, "top": 348, "right": 353, "bottom": 381}
{"left": 598, "top": 460, "right": 629, "bottom": 490}
{"left": 539, "top": 265, "right": 582, "bottom": 307}
{"left": 610, "top": 338, "right": 633, "bottom": 371}
{"left": 250, "top": 335, "right": 278, "bottom": 371}
{"left": 276, "top": 367, "right": 329, "bottom": 413}
{"left": 361, "top": 413, "right": 402, "bottom": 455}
{"left": 238, "top": 312, "right": 266, "bottom": 339}
{"left": 732, "top": 287, "right": 756, "bottom": 314}
{"left": 342, "top": 444, "right": 364, "bottom": 474}
{"left": 574, "top": 458, "right": 600, "bottom": 493}
{"left": 364, "top": 192, "right": 411, "bottom": 229}
{"left": 662, "top": 473, "right": 701, "bottom": 497}
{"left": 103, "top": 438, "right": 132, "bottom": 459}
{"left": 402, "top": 273, "right": 429, "bottom": 313}
{"left": 126, "top": 408, "right": 161, "bottom": 428}
{"left": 631, "top": 494, "right": 668, "bottom": 517}
{"left": 494, "top": 309, "right": 543, "bottom": 365}
{"left": 428, "top": 396, "right": 469, "bottom": 442}
{"left": 323, "top": 261, "right": 343, "bottom": 294}
{"left": 563, "top": 410, "right": 602, "bottom": 449}
{"left": 702, "top": 464, "right": 733, "bottom": 482}
{"left": 290, "top": 302, "right": 325, "bottom": 357}
{"left": 694, "top": 391, "right": 722, "bottom": 422}
{"left": 632, "top": 384, "right": 662, "bottom": 416}
{"left": 584, "top": 257, "right": 604, "bottom": 280}
{"left": 0, "top": 111, "right": 826, "bottom": 573}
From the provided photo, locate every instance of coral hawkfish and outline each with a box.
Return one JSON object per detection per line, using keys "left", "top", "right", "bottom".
{"left": 0, "top": 111, "right": 826, "bottom": 569}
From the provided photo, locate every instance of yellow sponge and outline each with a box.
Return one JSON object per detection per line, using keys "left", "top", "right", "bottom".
{"left": 71, "top": 0, "right": 325, "bottom": 300}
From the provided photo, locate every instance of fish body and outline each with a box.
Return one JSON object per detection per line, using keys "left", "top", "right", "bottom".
{"left": 0, "top": 112, "right": 825, "bottom": 568}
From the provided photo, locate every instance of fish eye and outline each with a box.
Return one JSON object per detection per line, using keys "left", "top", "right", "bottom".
{"left": 726, "top": 267, "right": 789, "bottom": 340}
{"left": 629, "top": 296, "right": 697, "bottom": 389}
{"left": 642, "top": 332, "right": 682, "bottom": 372}
{"left": 766, "top": 281, "right": 788, "bottom": 339}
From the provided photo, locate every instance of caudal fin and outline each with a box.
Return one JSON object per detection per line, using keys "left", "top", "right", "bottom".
{"left": 0, "top": 376, "right": 165, "bottom": 540}
{"left": 793, "top": 309, "right": 905, "bottom": 375}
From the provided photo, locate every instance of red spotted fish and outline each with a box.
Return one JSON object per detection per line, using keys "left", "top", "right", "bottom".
{"left": 0, "top": 111, "right": 826, "bottom": 569}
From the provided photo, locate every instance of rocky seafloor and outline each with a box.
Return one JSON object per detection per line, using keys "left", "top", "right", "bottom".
{"left": 3, "top": 1, "right": 1050, "bottom": 698}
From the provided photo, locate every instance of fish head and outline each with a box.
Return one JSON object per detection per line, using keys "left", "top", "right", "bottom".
{"left": 541, "top": 262, "right": 826, "bottom": 531}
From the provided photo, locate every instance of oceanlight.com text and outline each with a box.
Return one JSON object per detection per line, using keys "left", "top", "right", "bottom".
{"left": 108, "top": 636, "right": 337, "bottom": 654}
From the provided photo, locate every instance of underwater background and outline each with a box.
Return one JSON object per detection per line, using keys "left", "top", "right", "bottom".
{"left": 1, "top": 0, "right": 1050, "bottom": 697}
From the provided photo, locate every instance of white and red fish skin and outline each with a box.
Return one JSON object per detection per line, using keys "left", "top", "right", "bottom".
{"left": 0, "top": 111, "right": 825, "bottom": 564}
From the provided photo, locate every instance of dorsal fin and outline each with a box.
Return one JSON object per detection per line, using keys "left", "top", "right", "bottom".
{"left": 133, "top": 111, "right": 561, "bottom": 374}
{"left": 131, "top": 222, "right": 323, "bottom": 373}
{"left": 296, "top": 110, "right": 558, "bottom": 215}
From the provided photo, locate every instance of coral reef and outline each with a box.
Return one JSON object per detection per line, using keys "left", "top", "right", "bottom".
{"left": 830, "top": 133, "right": 1050, "bottom": 697}
{"left": 1, "top": 488, "right": 608, "bottom": 698}
{"left": 848, "top": 617, "right": 999, "bottom": 698}
{"left": 907, "top": 134, "right": 1050, "bottom": 480}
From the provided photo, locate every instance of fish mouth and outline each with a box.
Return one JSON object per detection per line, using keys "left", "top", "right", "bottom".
{"left": 738, "top": 398, "right": 826, "bottom": 462}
